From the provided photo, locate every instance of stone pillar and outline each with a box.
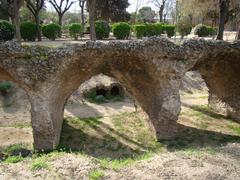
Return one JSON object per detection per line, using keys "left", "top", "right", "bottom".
{"left": 28, "top": 91, "right": 65, "bottom": 151}
{"left": 146, "top": 91, "right": 181, "bottom": 140}
{"left": 209, "top": 93, "right": 240, "bottom": 122}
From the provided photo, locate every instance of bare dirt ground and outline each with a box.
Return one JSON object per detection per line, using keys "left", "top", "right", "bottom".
{"left": 0, "top": 72, "right": 240, "bottom": 180}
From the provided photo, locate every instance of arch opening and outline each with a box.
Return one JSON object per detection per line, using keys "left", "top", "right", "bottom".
{"left": 110, "top": 86, "right": 121, "bottom": 96}
{"left": 0, "top": 79, "right": 33, "bottom": 154}
{"left": 60, "top": 74, "right": 162, "bottom": 159}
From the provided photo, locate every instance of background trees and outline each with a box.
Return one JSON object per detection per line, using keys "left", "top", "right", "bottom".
{"left": 25, "top": 0, "right": 45, "bottom": 41}
{"left": 48, "top": 0, "right": 76, "bottom": 26}
{"left": 95, "top": 0, "right": 130, "bottom": 22}
{"left": 137, "top": 7, "right": 156, "bottom": 23}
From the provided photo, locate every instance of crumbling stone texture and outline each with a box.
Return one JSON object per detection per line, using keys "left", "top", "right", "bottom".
{"left": 0, "top": 38, "right": 239, "bottom": 150}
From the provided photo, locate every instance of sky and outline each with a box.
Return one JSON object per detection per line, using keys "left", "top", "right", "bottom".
{"left": 46, "top": 0, "right": 156, "bottom": 13}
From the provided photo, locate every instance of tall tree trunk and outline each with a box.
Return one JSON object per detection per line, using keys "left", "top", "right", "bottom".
{"left": 216, "top": 0, "right": 230, "bottom": 40}
{"left": 237, "top": 26, "right": 240, "bottom": 40}
{"left": 159, "top": 9, "right": 163, "bottom": 22}
{"left": 35, "top": 14, "right": 42, "bottom": 41}
{"left": 81, "top": 6, "right": 85, "bottom": 31}
{"left": 159, "top": 1, "right": 165, "bottom": 23}
{"left": 58, "top": 14, "right": 63, "bottom": 26}
{"left": 13, "top": 0, "right": 21, "bottom": 43}
{"left": 58, "top": 14, "right": 63, "bottom": 38}
{"left": 88, "top": 0, "right": 96, "bottom": 41}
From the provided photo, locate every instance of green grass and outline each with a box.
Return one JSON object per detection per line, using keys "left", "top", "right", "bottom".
{"left": 31, "top": 157, "right": 48, "bottom": 171}
{"left": 4, "top": 156, "right": 23, "bottom": 163}
{"left": 228, "top": 124, "right": 240, "bottom": 134}
{"left": 89, "top": 170, "right": 104, "bottom": 180}
{"left": 99, "top": 152, "right": 153, "bottom": 171}
{"left": 85, "top": 91, "right": 124, "bottom": 104}
{"left": 3, "top": 143, "right": 28, "bottom": 155}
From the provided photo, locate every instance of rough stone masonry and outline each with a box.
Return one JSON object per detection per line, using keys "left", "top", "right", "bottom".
{"left": 0, "top": 37, "right": 239, "bottom": 151}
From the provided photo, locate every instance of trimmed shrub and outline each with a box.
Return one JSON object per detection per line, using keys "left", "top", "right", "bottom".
{"left": 42, "top": 23, "right": 61, "bottom": 40}
{"left": 134, "top": 24, "right": 146, "bottom": 39}
{"left": 69, "top": 23, "right": 83, "bottom": 40}
{"left": 20, "top": 22, "right": 37, "bottom": 41}
{"left": 0, "top": 20, "right": 15, "bottom": 41}
{"left": 95, "top": 20, "right": 111, "bottom": 40}
{"left": 165, "top": 25, "right": 175, "bottom": 38}
{"left": 112, "top": 22, "right": 131, "bottom": 40}
{"left": 0, "top": 81, "right": 12, "bottom": 94}
{"left": 194, "top": 24, "right": 208, "bottom": 37}
{"left": 207, "top": 26, "right": 217, "bottom": 36}
{"left": 193, "top": 24, "right": 216, "bottom": 37}
{"left": 177, "top": 20, "right": 192, "bottom": 38}
{"left": 145, "top": 23, "right": 163, "bottom": 37}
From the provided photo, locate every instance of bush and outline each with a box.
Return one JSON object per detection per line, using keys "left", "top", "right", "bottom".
{"left": 145, "top": 23, "right": 163, "bottom": 37}
{"left": 165, "top": 25, "right": 175, "bottom": 38}
{"left": 177, "top": 20, "right": 192, "bottom": 38}
{"left": 69, "top": 23, "right": 82, "bottom": 40}
{"left": 20, "top": 22, "right": 37, "bottom": 41}
{"left": 134, "top": 24, "right": 146, "bottom": 39}
{"left": 95, "top": 20, "right": 111, "bottom": 40}
{"left": 42, "top": 23, "right": 61, "bottom": 40}
{"left": 193, "top": 24, "right": 216, "bottom": 37}
{"left": 207, "top": 26, "right": 217, "bottom": 36}
{"left": 194, "top": 24, "right": 208, "bottom": 37}
{"left": 0, "top": 81, "right": 12, "bottom": 94}
{"left": 0, "top": 20, "right": 15, "bottom": 41}
{"left": 112, "top": 22, "right": 131, "bottom": 40}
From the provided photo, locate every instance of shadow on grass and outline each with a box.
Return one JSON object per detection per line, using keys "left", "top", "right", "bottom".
{"left": 59, "top": 116, "right": 240, "bottom": 160}
{"left": 181, "top": 102, "right": 228, "bottom": 119}
{"left": 161, "top": 124, "right": 240, "bottom": 152}
{"left": 58, "top": 118, "right": 150, "bottom": 160}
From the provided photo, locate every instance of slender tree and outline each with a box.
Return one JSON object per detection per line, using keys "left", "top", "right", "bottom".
{"left": 131, "top": 0, "right": 144, "bottom": 24}
{"left": 0, "top": 0, "right": 24, "bottom": 42}
{"left": 48, "top": 0, "right": 76, "bottom": 26}
{"left": 150, "top": 0, "right": 167, "bottom": 22}
{"left": 216, "top": 0, "right": 230, "bottom": 40}
{"left": 88, "top": 0, "right": 96, "bottom": 41}
{"left": 25, "top": 0, "right": 45, "bottom": 41}
{"left": 79, "top": 0, "right": 86, "bottom": 31}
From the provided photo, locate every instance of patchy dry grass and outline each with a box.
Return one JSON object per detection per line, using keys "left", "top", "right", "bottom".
{"left": 31, "top": 156, "right": 49, "bottom": 171}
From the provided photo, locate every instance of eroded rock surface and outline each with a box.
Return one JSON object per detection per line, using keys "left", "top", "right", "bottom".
{"left": 0, "top": 37, "right": 239, "bottom": 150}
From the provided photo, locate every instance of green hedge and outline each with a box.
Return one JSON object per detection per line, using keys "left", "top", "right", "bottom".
{"left": 95, "top": 20, "right": 111, "bottom": 40}
{"left": 0, "top": 81, "right": 12, "bottom": 94}
{"left": 194, "top": 24, "right": 217, "bottom": 37}
{"left": 134, "top": 24, "right": 146, "bottom": 39}
{"left": 42, "top": 23, "right": 61, "bottom": 40}
{"left": 0, "top": 20, "right": 15, "bottom": 41}
{"left": 145, "top": 23, "right": 163, "bottom": 37}
{"left": 69, "top": 23, "right": 82, "bottom": 40}
{"left": 134, "top": 23, "right": 176, "bottom": 39}
{"left": 112, "top": 22, "right": 131, "bottom": 40}
{"left": 165, "top": 25, "right": 175, "bottom": 38}
{"left": 20, "top": 22, "right": 37, "bottom": 41}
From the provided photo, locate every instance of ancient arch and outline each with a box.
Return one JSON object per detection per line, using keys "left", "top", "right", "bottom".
{"left": 183, "top": 40, "right": 240, "bottom": 122}
{"left": 0, "top": 38, "right": 239, "bottom": 151}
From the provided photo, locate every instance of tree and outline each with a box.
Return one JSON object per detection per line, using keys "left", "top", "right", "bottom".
{"left": 25, "top": 0, "right": 45, "bottom": 41}
{"left": 149, "top": 0, "right": 167, "bottom": 22}
{"left": 137, "top": 7, "right": 156, "bottom": 23}
{"left": 130, "top": 0, "right": 144, "bottom": 24}
{"left": 48, "top": 0, "right": 76, "bottom": 26}
{"left": 79, "top": 0, "right": 86, "bottom": 31}
{"left": 88, "top": 0, "right": 96, "bottom": 41}
{"left": 216, "top": 0, "right": 230, "bottom": 40}
{"left": 95, "top": 0, "right": 130, "bottom": 22}
{"left": 0, "top": 0, "right": 24, "bottom": 42}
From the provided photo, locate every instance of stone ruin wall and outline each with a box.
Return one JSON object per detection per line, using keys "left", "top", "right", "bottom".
{"left": 0, "top": 37, "right": 239, "bottom": 151}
